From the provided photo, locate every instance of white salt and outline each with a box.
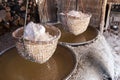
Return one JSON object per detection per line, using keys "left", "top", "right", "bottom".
{"left": 67, "top": 10, "right": 81, "bottom": 17}
{"left": 23, "top": 22, "right": 53, "bottom": 41}
{"left": 36, "top": 0, "right": 44, "bottom": 4}
{"left": 67, "top": 10, "right": 87, "bottom": 18}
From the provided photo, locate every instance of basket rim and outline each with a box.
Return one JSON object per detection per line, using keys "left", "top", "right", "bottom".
{"left": 12, "top": 25, "right": 61, "bottom": 44}
{"left": 60, "top": 11, "right": 92, "bottom": 19}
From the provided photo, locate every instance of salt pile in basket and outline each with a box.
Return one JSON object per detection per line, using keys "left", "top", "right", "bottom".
{"left": 12, "top": 22, "right": 61, "bottom": 64}
{"left": 24, "top": 22, "right": 54, "bottom": 41}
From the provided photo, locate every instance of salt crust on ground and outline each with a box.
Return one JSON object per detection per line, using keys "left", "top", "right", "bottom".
{"left": 66, "top": 33, "right": 120, "bottom": 80}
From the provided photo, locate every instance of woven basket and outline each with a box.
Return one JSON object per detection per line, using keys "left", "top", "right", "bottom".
{"left": 57, "top": 0, "right": 107, "bottom": 33}
{"left": 12, "top": 25, "right": 61, "bottom": 64}
{"left": 60, "top": 12, "right": 91, "bottom": 35}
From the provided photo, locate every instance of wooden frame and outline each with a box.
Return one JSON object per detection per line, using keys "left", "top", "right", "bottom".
{"left": 105, "top": 2, "right": 120, "bottom": 30}
{"left": 38, "top": 0, "right": 107, "bottom": 34}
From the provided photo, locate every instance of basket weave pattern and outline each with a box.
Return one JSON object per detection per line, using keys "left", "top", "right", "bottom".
{"left": 60, "top": 14, "right": 91, "bottom": 35}
{"left": 16, "top": 39, "right": 58, "bottom": 63}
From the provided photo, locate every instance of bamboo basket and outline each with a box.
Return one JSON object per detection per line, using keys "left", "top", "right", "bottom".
{"left": 59, "top": 12, "right": 91, "bottom": 35}
{"left": 12, "top": 25, "right": 61, "bottom": 64}
{"left": 58, "top": 0, "right": 92, "bottom": 35}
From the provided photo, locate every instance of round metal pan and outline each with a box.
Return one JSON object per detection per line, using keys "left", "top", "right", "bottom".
{"left": 53, "top": 23, "right": 99, "bottom": 47}
{"left": 0, "top": 44, "right": 77, "bottom": 80}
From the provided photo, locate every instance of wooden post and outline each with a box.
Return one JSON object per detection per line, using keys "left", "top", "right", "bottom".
{"left": 100, "top": 0, "right": 107, "bottom": 34}
{"left": 105, "top": 3, "right": 112, "bottom": 30}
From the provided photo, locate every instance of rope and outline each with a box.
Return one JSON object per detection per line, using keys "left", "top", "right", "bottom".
{"left": 38, "top": 0, "right": 48, "bottom": 23}
{"left": 64, "top": 0, "right": 72, "bottom": 30}
{"left": 24, "top": 0, "right": 29, "bottom": 29}
{"left": 22, "top": 0, "right": 29, "bottom": 53}
{"left": 79, "top": 0, "right": 85, "bottom": 12}
{"left": 43, "top": 0, "right": 48, "bottom": 22}
{"left": 66, "top": 0, "right": 85, "bottom": 12}
{"left": 66, "top": 0, "right": 71, "bottom": 13}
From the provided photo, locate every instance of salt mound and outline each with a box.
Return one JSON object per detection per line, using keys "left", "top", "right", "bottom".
{"left": 36, "top": 0, "right": 44, "bottom": 4}
{"left": 67, "top": 10, "right": 89, "bottom": 19}
{"left": 23, "top": 22, "right": 53, "bottom": 41}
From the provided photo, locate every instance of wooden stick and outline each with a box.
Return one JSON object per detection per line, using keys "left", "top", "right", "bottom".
{"left": 23, "top": 0, "right": 29, "bottom": 55}
{"left": 24, "top": 0, "right": 29, "bottom": 29}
